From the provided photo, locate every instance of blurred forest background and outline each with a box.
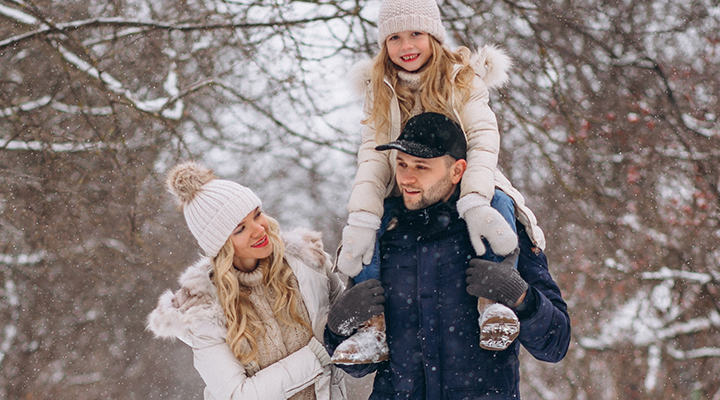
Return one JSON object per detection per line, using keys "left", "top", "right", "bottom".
{"left": 1, "top": 0, "right": 719, "bottom": 399}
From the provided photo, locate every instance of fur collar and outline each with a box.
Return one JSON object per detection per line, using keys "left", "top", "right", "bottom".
{"left": 146, "top": 228, "right": 328, "bottom": 342}
{"left": 281, "top": 227, "right": 328, "bottom": 273}
{"left": 350, "top": 44, "right": 512, "bottom": 96}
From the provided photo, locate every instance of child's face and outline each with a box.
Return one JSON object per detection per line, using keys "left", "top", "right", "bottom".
{"left": 385, "top": 31, "right": 432, "bottom": 72}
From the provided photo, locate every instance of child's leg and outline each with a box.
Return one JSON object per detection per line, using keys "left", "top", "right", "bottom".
{"left": 479, "top": 189, "right": 518, "bottom": 268}
{"left": 352, "top": 238, "right": 380, "bottom": 284}
{"left": 476, "top": 189, "right": 520, "bottom": 351}
{"left": 351, "top": 198, "right": 399, "bottom": 285}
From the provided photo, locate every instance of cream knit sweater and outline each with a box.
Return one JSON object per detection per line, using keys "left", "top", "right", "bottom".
{"left": 236, "top": 262, "right": 315, "bottom": 400}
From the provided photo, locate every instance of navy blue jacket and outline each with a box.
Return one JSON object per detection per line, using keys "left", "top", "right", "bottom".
{"left": 326, "top": 192, "right": 571, "bottom": 400}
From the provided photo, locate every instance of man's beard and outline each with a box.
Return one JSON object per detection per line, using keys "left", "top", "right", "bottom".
{"left": 403, "top": 171, "right": 455, "bottom": 210}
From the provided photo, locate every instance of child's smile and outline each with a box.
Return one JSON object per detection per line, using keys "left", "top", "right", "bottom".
{"left": 386, "top": 31, "right": 432, "bottom": 72}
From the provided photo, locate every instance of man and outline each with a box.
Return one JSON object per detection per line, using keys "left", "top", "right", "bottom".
{"left": 325, "top": 112, "right": 571, "bottom": 399}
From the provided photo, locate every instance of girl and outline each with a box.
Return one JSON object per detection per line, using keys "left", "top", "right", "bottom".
{"left": 148, "top": 161, "right": 347, "bottom": 400}
{"left": 333, "top": 0, "right": 546, "bottom": 363}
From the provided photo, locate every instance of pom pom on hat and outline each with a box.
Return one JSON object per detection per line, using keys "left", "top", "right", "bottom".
{"left": 377, "top": 0, "right": 445, "bottom": 46}
{"left": 166, "top": 161, "right": 217, "bottom": 207}
{"left": 166, "top": 161, "right": 262, "bottom": 257}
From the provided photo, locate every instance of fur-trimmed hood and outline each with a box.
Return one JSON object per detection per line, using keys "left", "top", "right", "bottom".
{"left": 350, "top": 44, "right": 512, "bottom": 95}
{"left": 146, "top": 228, "right": 336, "bottom": 345}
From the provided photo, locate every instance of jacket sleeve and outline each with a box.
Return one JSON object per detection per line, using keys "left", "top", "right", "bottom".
{"left": 458, "top": 75, "right": 501, "bottom": 204}
{"left": 515, "top": 225, "right": 571, "bottom": 363}
{"left": 346, "top": 92, "right": 394, "bottom": 218}
{"left": 325, "top": 252, "right": 346, "bottom": 305}
{"left": 193, "top": 334, "right": 324, "bottom": 400}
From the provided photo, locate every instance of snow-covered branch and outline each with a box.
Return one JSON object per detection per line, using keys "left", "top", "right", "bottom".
{"left": 0, "top": 2, "right": 39, "bottom": 25}
{"left": 618, "top": 214, "right": 669, "bottom": 246}
{"left": 0, "top": 315, "right": 18, "bottom": 367}
{"left": 52, "top": 43, "right": 184, "bottom": 119}
{"left": 0, "top": 15, "right": 353, "bottom": 51}
{"left": 0, "top": 255, "right": 23, "bottom": 368}
{"left": 2, "top": 140, "right": 108, "bottom": 152}
{"left": 50, "top": 102, "right": 112, "bottom": 116}
{"left": 681, "top": 113, "right": 719, "bottom": 138}
{"left": 81, "top": 27, "right": 148, "bottom": 47}
{"left": 666, "top": 344, "right": 720, "bottom": 359}
{"left": 655, "top": 312, "right": 720, "bottom": 340}
{"left": 0, "top": 52, "right": 183, "bottom": 120}
{"left": 577, "top": 292, "right": 720, "bottom": 350}
{"left": 1, "top": 97, "right": 113, "bottom": 118}
{"left": 0, "top": 252, "right": 45, "bottom": 265}
{"left": 0, "top": 96, "right": 52, "bottom": 117}
{"left": 641, "top": 267, "right": 712, "bottom": 285}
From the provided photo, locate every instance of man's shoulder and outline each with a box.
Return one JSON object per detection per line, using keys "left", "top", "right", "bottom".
{"left": 381, "top": 196, "right": 404, "bottom": 221}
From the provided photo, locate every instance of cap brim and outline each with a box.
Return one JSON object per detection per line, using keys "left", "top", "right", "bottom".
{"left": 375, "top": 140, "right": 445, "bottom": 159}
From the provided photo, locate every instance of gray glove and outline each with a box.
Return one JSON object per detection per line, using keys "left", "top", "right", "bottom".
{"left": 465, "top": 248, "right": 527, "bottom": 307}
{"left": 327, "top": 279, "right": 385, "bottom": 336}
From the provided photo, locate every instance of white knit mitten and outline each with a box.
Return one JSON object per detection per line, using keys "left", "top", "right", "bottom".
{"left": 337, "top": 212, "right": 381, "bottom": 277}
{"left": 458, "top": 194, "right": 517, "bottom": 256}
{"left": 308, "top": 337, "right": 332, "bottom": 367}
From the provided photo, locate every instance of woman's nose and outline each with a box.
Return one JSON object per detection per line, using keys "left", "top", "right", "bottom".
{"left": 250, "top": 221, "right": 265, "bottom": 237}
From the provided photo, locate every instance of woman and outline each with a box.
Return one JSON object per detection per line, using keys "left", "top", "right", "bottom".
{"left": 147, "top": 161, "right": 347, "bottom": 400}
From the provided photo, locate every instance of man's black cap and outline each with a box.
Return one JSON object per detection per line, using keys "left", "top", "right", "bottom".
{"left": 375, "top": 112, "right": 467, "bottom": 160}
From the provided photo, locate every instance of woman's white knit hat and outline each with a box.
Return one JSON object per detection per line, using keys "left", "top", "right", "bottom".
{"left": 166, "top": 161, "right": 261, "bottom": 257}
{"left": 377, "top": 0, "right": 445, "bottom": 46}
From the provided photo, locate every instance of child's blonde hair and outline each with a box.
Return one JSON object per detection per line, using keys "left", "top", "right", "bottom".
{"left": 211, "top": 215, "right": 311, "bottom": 368}
{"left": 365, "top": 36, "right": 476, "bottom": 143}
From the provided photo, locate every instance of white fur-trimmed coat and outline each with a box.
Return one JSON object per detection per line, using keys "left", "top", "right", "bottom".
{"left": 147, "top": 228, "right": 347, "bottom": 400}
{"left": 347, "top": 45, "right": 545, "bottom": 249}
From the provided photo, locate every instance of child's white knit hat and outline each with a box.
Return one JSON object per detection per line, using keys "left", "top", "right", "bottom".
{"left": 377, "top": 0, "right": 446, "bottom": 46}
{"left": 166, "top": 161, "right": 262, "bottom": 257}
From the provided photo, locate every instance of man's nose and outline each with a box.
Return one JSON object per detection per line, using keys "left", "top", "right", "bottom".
{"left": 399, "top": 171, "right": 416, "bottom": 185}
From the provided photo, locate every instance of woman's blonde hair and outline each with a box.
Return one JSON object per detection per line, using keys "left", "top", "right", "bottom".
{"left": 365, "top": 36, "right": 476, "bottom": 143}
{"left": 211, "top": 215, "right": 311, "bottom": 367}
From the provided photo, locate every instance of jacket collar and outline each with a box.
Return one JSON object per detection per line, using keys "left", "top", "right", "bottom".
{"left": 394, "top": 187, "right": 462, "bottom": 239}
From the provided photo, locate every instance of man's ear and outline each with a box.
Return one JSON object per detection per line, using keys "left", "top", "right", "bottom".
{"left": 450, "top": 159, "right": 467, "bottom": 185}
